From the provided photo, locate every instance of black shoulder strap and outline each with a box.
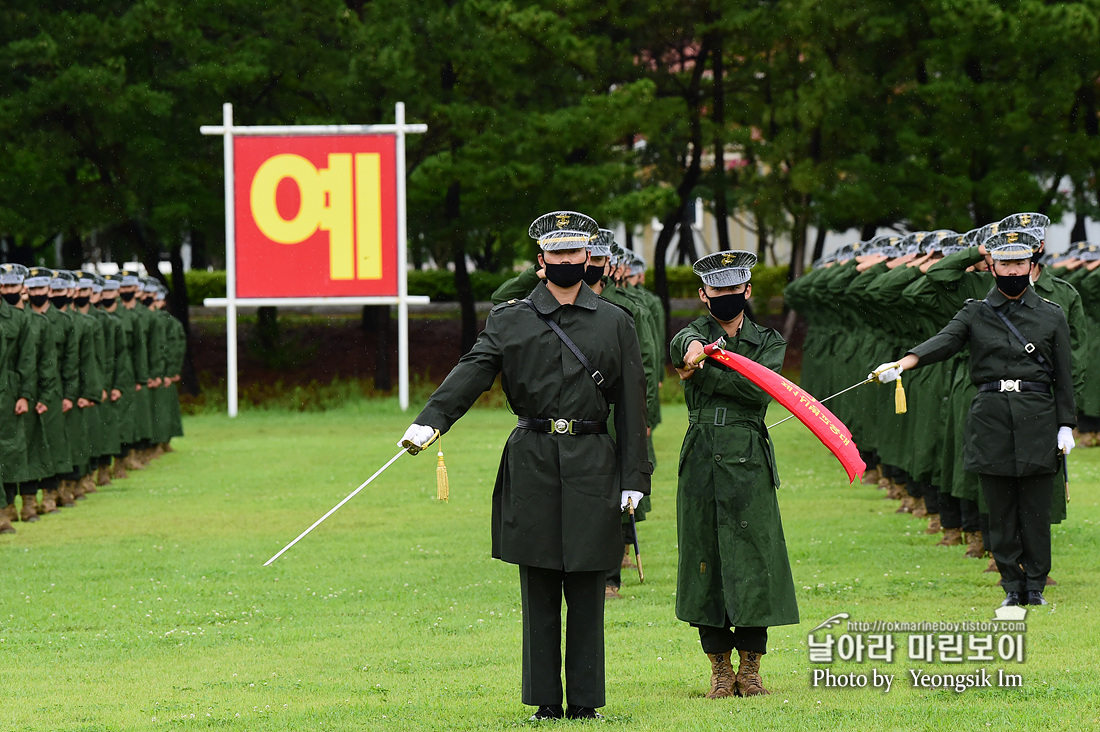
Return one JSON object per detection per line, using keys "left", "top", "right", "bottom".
{"left": 521, "top": 299, "right": 613, "bottom": 403}
{"left": 982, "top": 299, "right": 1055, "bottom": 379}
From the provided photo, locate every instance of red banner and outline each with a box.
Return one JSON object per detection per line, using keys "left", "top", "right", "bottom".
{"left": 233, "top": 135, "right": 398, "bottom": 298}
{"left": 703, "top": 341, "right": 866, "bottom": 483}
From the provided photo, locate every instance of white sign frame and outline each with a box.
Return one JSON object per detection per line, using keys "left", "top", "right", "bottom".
{"left": 200, "top": 102, "right": 428, "bottom": 416}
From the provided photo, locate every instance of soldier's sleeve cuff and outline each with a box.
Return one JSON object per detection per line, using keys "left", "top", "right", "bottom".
{"left": 639, "top": 460, "right": 654, "bottom": 475}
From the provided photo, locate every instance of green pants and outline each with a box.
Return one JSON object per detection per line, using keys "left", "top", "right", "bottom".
{"left": 519, "top": 566, "right": 605, "bottom": 709}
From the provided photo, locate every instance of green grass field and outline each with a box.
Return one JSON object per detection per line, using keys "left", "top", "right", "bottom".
{"left": 3, "top": 400, "right": 1099, "bottom": 731}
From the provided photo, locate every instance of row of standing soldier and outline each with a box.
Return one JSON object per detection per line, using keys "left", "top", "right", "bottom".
{"left": 0, "top": 265, "right": 185, "bottom": 533}
{"left": 785, "top": 213, "right": 1086, "bottom": 585}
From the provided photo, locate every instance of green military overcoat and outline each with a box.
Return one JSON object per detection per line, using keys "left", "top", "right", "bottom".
{"left": 416, "top": 281, "right": 652, "bottom": 572}
{"left": 670, "top": 314, "right": 799, "bottom": 629}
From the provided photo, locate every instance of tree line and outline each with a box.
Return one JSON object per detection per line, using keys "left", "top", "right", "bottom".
{"left": 3, "top": 0, "right": 1099, "bottom": 355}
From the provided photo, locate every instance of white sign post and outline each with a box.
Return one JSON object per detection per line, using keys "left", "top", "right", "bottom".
{"left": 200, "top": 103, "right": 427, "bottom": 416}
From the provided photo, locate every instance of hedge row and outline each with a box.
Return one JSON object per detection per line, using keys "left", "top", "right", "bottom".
{"left": 183, "top": 265, "right": 789, "bottom": 309}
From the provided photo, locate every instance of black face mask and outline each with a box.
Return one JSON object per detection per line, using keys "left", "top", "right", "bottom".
{"left": 544, "top": 261, "right": 587, "bottom": 288}
{"left": 706, "top": 291, "right": 747, "bottom": 322}
{"left": 120, "top": 290, "right": 136, "bottom": 302}
{"left": 30, "top": 293, "right": 50, "bottom": 308}
{"left": 74, "top": 295, "right": 90, "bottom": 308}
{"left": 50, "top": 295, "right": 70, "bottom": 309}
{"left": 995, "top": 273, "right": 1030, "bottom": 298}
{"left": 2, "top": 292, "right": 22, "bottom": 305}
{"left": 100, "top": 296, "right": 117, "bottom": 309}
{"left": 582, "top": 264, "right": 606, "bottom": 287}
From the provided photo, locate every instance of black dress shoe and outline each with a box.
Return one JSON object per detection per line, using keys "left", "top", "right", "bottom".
{"left": 1027, "top": 590, "right": 1048, "bottom": 606}
{"left": 1001, "top": 591, "right": 1021, "bottom": 607}
{"left": 565, "top": 705, "right": 603, "bottom": 720}
{"left": 528, "top": 705, "right": 563, "bottom": 721}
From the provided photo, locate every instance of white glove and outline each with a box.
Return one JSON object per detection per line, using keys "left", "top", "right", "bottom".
{"left": 873, "top": 361, "right": 904, "bottom": 383}
{"left": 621, "top": 490, "right": 645, "bottom": 511}
{"left": 1057, "top": 426, "right": 1074, "bottom": 455}
{"left": 400, "top": 423, "right": 436, "bottom": 449}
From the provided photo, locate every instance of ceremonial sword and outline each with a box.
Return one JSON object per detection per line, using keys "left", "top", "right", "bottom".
{"left": 263, "top": 430, "right": 440, "bottom": 566}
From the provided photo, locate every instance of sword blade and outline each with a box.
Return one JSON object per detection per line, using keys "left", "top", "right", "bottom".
{"left": 264, "top": 447, "right": 408, "bottom": 566}
{"left": 767, "top": 376, "right": 874, "bottom": 430}
{"left": 628, "top": 500, "right": 644, "bottom": 583}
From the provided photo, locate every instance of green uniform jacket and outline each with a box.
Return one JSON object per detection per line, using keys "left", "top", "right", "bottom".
{"left": 670, "top": 315, "right": 799, "bottom": 629}
{"left": 20, "top": 310, "right": 56, "bottom": 482}
{"left": 157, "top": 310, "right": 186, "bottom": 440}
{"left": 1072, "top": 267, "right": 1100, "bottom": 416}
{"left": 92, "top": 307, "right": 123, "bottom": 457}
{"left": 0, "top": 301, "right": 37, "bottom": 482}
{"left": 909, "top": 287, "right": 1075, "bottom": 477}
{"left": 65, "top": 308, "right": 100, "bottom": 472}
{"left": 416, "top": 281, "right": 652, "bottom": 572}
{"left": 490, "top": 265, "right": 542, "bottom": 305}
{"left": 113, "top": 304, "right": 139, "bottom": 445}
{"left": 41, "top": 306, "right": 75, "bottom": 474}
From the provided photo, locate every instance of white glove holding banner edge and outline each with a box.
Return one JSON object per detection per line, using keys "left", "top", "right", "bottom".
{"left": 1057, "top": 426, "right": 1074, "bottom": 455}
{"left": 400, "top": 423, "right": 437, "bottom": 449}
{"left": 621, "top": 490, "right": 645, "bottom": 511}
{"left": 873, "top": 361, "right": 904, "bottom": 383}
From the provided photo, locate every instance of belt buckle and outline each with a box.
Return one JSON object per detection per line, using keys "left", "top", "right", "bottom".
{"left": 713, "top": 407, "right": 727, "bottom": 426}
{"left": 552, "top": 418, "right": 571, "bottom": 434}
{"left": 1000, "top": 379, "right": 1021, "bottom": 393}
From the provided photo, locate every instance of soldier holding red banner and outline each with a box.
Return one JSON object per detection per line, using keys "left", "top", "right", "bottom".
{"left": 672, "top": 250, "right": 799, "bottom": 699}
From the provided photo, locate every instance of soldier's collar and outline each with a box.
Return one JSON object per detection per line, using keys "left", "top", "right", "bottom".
{"left": 1031, "top": 266, "right": 1054, "bottom": 293}
{"left": 529, "top": 280, "right": 599, "bottom": 314}
{"left": 707, "top": 312, "right": 762, "bottom": 345}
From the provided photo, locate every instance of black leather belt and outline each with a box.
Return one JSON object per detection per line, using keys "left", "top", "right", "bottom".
{"left": 977, "top": 380, "right": 1049, "bottom": 394}
{"left": 517, "top": 416, "right": 607, "bottom": 435}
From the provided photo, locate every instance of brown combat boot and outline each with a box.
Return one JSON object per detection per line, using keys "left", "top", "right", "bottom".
{"left": 162, "top": 442, "right": 175, "bottom": 454}
{"left": 984, "top": 557, "right": 998, "bottom": 573}
{"left": 734, "top": 650, "right": 769, "bottom": 697}
{"left": 876, "top": 476, "right": 891, "bottom": 492}
{"left": 621, "top": 544, "right": 637, "bottom": 569}
{"left": 57, "top": 480, "right": 76, "bottom": 507}
{"left": 0, "top": 509, "right": 15, "bottom": 534}
{"left": 964, "top": 531, "right": 985, "bottom": 558}
{"left": 81, "top": 474, "right": 98, "bottom": 495}
{"left": 937, "top": 528, "right": 963, "bottom": 546}
{"left": 111, "top": 458, "right": 129, "bottom": 480}
{"left": 95, "top": 466, "right": 112, "bottom": 487}
{"left": 604, "top": 585, "right": 622, "bottom": 600}
{"left": 705, "top": 651, "right": 736, "bottom": 699}
{"left": 38, "top": 490, "right": 60, "bottom": 514}
{"left": 19, "top": 495, "right": 40, "bottom": 522}
{"left": 861, "top": 467, "right": 881, "bottom": 485}
{"left": 2, "top": 503, "right": 18, "bottom": 524}
{"left": 71, "top": 477, "right": 86, "bottom": 500}
{"left": 911, "top": 497, "right": 928, "bottom": 518}
{"left": 152, "top": 444, "right": 165, "bottom": 459}
{"left": 895, "top": 494, "right": 914, "bottom": 513}
{"left": 124, "top": 449, "right": 145, "bottom": 471}
{"left": 924, "top": 515, "right": 942, "bottom": 535}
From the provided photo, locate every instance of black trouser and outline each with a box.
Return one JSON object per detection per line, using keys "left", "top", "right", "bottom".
{"left": 519, "top": 566, "right": 605, "bottom": 709}
{"left": 696, "top": 622, "right": 768, "bottom": 655}
{"left": 3, "top": 482, "right": 16, "bottom": 506}
{"left": 979, "top": 473, "right": 1054, "bottom": 593}
{"left": 605, "top": 525, "right": 635, "bottom": 589}
{"left": 924, "top": 484, "right": 941, "bottom": 514}
{"left": 938, "top": 495, "right": 979, "bottom": 532}
{"left": 1077, "top": 414, "right": 1100, "bottom": 432}
{"left": 907, "top": 481, "right": 926, "bottom": 499}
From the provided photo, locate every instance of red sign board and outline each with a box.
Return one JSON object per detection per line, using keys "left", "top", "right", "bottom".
{"left": 233, "top": 135, "right": 398, "bottom": 298}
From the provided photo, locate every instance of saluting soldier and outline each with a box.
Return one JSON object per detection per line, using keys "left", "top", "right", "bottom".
{"left": 400, "top": 211, "right": 651, "bottom": 722}
{"left": 875, "top": 231, "right": 1075, "bottom": 607}
{"left": 0, "top": 264, "right": 38, "bottom": 527}
{"left": 671, "top": 251, "right": 798, "bottom": 699}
